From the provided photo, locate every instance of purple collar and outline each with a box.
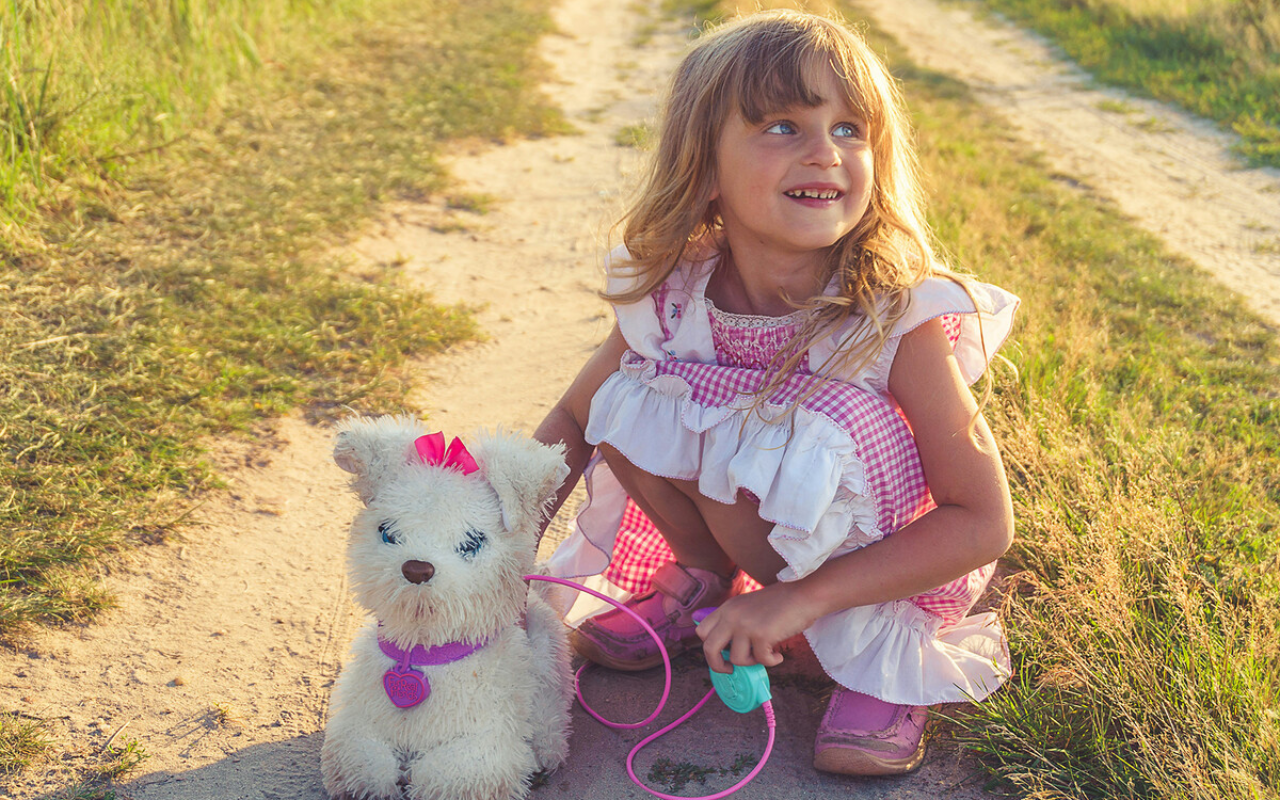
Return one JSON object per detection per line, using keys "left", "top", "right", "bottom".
{"left": 377, "top": 636, "right": 488, "bottom": 665}
{"left": 378, "top": 628, "right": 488, "bottom": 709}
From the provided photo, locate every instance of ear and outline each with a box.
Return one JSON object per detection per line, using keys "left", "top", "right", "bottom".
{"left": 333, "top": 415, "right": 429, "bottom": 505}
{"left": 470, "top": 430, "right": 568, "bottom": 536}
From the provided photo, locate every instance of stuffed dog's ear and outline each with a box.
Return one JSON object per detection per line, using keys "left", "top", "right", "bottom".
{"left": 333, "top": 415, "right": 429, "bottom": 505}
{"left": 471, "top": 431, "right": 568, "bottom": 535}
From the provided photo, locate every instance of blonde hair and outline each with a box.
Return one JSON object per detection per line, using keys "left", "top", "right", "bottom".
{"left": 610, "top": 9, "right": 976, "bottom": 401}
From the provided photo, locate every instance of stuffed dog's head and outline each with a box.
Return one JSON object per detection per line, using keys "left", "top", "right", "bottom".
{"left": 333, "top": 416, "right": 566, "bottom": 649}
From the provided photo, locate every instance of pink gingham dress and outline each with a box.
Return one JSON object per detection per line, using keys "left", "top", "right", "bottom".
{"left": 545, "top": 248, "right": 1021, "bottom": 705}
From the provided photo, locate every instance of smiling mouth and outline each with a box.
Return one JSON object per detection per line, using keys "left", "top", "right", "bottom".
{"left": 785, "top": 189, "right": 843, "bottom": 200}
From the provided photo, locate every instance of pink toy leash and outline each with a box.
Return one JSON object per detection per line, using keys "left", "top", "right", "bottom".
{"left": 525, "top": 575, "right": 777, "bottom": 800}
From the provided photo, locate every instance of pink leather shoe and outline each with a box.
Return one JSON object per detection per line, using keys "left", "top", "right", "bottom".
{"left": 570, "top": 562, "right": 734, "bottom": 671}
{"left": 813, "top": 688, "right": 928, "bottom": 776}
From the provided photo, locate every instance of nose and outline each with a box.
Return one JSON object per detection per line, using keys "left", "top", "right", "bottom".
{"left": 803, "top": 134, "right": 842, "bottom": 168}
{"left": 401, "top": 560, "right": 435, "bottom": 584}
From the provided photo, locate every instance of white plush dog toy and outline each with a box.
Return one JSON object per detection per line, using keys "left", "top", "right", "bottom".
{"left": 322, "top": 416, "right": 573, "bottom": 800}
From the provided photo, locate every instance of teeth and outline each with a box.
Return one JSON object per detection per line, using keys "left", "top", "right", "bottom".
{"left": 787, "top": 189, "right": 840, "bottom": 199}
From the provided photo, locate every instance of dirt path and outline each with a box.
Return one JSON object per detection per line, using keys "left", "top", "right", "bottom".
{"left": 857, "top": 0, "right": 1280, "bottom": 327}
{"left": 3, "top": 1, "right": 1277, "bottom": 799}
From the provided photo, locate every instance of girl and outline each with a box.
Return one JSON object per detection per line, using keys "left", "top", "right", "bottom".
{"left": 535, "top": 9, "right": 1019, "bottom": 777}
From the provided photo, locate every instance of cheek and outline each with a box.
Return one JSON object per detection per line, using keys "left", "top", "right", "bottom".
{"left": 850, "top": 154, "right": 875, "bottom": 211}
{"left": 854, "top": 148, "right": 874, "bottom": 187}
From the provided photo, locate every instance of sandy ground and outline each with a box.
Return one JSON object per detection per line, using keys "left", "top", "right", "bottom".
{"left": 2, "top": 0, "right": 1277, "bottom": 799}
{"left": 858, "top": 0, "right": 1280, "bottom": 327}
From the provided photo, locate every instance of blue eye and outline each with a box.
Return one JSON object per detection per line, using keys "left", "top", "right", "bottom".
{"left": 764, "top": 121, "right": 796, "bottom": 135}
{"left": 833, "top": 122, "right": 860, "bottom": 138}
{"left": 378, "top": 521, "right": 400, "bottom": 545}
{"left": 457, "top": 529, "right": 486, "bottom": 560}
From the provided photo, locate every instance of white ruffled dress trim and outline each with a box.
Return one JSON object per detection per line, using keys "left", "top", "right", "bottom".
{"left": 588, "top": 354, "right": 885, "bottom": 581}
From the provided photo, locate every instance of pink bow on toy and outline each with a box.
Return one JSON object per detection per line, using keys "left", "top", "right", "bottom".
{"left": 413, "top": 432, "right": 479, "bottom": 475}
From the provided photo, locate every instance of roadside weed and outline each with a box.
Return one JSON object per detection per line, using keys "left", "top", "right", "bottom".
{"left": 614, "top": 123, "right": 654, "bottom": 149}
{"left": 887, "top": 14, "right": 1280, "bottom": 799}
{"left": 0, "top": 712, "right": 52, "bottom": 775}
{"left": 646, "top": 753, "right": 754, "bottom": 792}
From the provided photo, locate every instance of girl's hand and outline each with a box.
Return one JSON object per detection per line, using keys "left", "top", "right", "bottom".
{"left": 695, "top": 582, "right": 818, "bottom": 674}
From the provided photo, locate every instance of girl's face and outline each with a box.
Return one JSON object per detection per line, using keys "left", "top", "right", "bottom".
{"left": 711, "top": 68, "right": 874, "bottom": 269}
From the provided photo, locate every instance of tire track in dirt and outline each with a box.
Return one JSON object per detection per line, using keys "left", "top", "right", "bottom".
{"left": 856, "top": 0, "right": 1280, "bottom": 327}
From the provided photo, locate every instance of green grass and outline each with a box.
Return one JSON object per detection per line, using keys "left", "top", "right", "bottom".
{"left": 614, "top": 122, "right": 655, "bottom": 148}
{"left": 0, "top": 712, "right": 52, "bottom": 776}
{"left": 961, "top": 0, "right": 1280, "bottom": 167}
{"left": 0, "top": 0, "right": 565, "bottom": 640}
{"left": 1, "top": 0, "right": 564, "bottom": 783}
{"left": 0, "top": 0, "right": 387, "bottom": 229}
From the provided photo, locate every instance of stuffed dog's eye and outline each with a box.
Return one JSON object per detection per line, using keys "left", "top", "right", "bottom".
{"left": 456, "top": 529, "right": 486, "bottom": 560}
{"left": 378, "top": 521, "right": 401, "bottom": 545}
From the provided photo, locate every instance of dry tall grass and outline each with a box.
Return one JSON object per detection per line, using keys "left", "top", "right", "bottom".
{"left": 1, "top": 0, "right": 375, "bottom": 229}
{"left": 1104, "top": 0, "right": 1280, "bottom": 66}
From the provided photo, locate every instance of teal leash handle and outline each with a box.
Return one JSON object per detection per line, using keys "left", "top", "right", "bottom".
{"left": 693, "top": 607, "right": 773, "bottom": 714}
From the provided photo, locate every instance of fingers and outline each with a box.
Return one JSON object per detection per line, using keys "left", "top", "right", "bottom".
{"left": 695, "top": 603, "right": 789, "bottom": 673}
{"left": 757, "top": 644, "right": 784, "bottom": 668}
{"left": 698, "top": 615, "right": 731, "bottom": 673}
{"left": 700, "top": 625, "right": 785, "bottom": 673}
{"left": 729, "top": 634, "right": 754, "bottom": 671}
{"left": 703, "top": 641, "right": 732, "bottom": 674}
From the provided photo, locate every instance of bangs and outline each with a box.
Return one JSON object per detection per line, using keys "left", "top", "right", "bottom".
{"left": 729, "top": 40, "right": 870, "bottom": 124}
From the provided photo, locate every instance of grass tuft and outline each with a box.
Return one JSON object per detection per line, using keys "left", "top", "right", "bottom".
{"left": 0, "top": 712, "right": 53, "bottom": 775}
{"left": 614, "top": 122, "right": 655, "bottom": 149}
{"left": 646, "top": 753, "right": 755, "bottom": 792}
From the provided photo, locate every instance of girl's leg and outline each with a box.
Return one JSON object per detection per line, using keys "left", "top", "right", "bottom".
{"left": 608, "top": 447, "right": 931, "bottom": 775}
{"left": 571, "top": 444, "right": 783, "bottom": 671}
{"left": 598, "top": 443, "right": 786, "bottom": 586}
{"left": 599, "top": 448, "right": 928, "bottom": 774}
{"left": 597, "top": 443, "right": 736, "bottom": 579}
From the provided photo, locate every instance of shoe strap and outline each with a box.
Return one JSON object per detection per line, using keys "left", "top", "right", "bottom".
{"left": 650, "top": 562, "right": 706, "bottom": 609}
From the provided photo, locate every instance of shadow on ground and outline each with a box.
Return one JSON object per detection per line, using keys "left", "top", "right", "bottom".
{"left": 118, "top": 647, "right": 1000, "bottom": 800}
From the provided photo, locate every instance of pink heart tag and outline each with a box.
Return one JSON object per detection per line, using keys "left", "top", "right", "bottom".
{"left": 383, "top": 666, "right": 428, "bottom": 708}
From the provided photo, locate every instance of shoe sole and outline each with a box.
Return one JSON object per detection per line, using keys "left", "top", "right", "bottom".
{"left": 813, "top": 742, "right": 926, "bottom": 777}
{"left": 569, "top": 629, "right": 682, "bottom": 672}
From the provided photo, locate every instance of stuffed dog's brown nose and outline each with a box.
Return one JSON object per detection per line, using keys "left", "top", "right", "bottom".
{"left": 401, "top": 560, "right": 435, "bottom": 584}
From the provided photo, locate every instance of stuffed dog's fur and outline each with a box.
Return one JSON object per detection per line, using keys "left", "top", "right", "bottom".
{"left": 322, "top": 416, "right": 572, "bottom": 800}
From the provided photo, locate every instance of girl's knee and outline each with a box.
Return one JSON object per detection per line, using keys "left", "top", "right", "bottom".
{"left": 596, "top": 442, "right": 631, "bottom": 475}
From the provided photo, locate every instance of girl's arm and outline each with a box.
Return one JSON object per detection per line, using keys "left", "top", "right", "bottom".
{"left": 698, "top": 318, "right": 1014, "bottom": 671}
{"left": 532, "top": 324, "right": 629, "bottom": 541}
{"left": 802, "top": 316, "right": 1015, "bottom": 605}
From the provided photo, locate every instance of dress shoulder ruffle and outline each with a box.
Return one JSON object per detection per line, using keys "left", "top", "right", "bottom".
{"left": 810, "top": 276, "right": 1021, "bottom": 396}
